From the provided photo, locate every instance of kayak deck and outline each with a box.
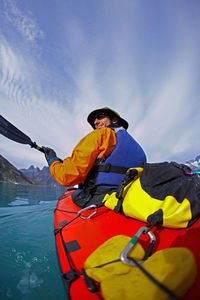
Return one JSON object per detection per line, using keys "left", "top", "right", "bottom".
{"left": 54, "top": 190, "right": 200, "bottom": 300}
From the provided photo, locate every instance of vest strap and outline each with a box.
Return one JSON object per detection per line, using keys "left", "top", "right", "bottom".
{"left": 94, "top": 163, "right": 128, "bottom": 174}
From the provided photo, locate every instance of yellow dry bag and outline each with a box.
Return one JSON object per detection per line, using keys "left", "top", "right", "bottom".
{"left": 102, "top": 162, "right": 200, "bottom": 228}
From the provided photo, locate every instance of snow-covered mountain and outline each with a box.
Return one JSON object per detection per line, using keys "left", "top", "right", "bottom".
{"left": 185, "top": 155, "right": 200, "bottom": 171}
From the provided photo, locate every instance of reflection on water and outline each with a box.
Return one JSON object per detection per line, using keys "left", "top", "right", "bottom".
{"left": 0, "top": 182, "right": 66, "bottom": 207}
{"left": 0, "top": 182, "right": 67, "bottom": 300}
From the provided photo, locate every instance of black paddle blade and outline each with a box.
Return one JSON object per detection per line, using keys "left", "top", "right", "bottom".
{"left": 0, "top": 115, "right": 33, "bottom": 145}
{"left": 0, "top": 115, "right": 46, "bottom": 154}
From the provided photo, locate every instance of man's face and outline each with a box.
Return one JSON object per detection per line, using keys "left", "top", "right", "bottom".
{"left": 94, "top": 114, "right": 111, "bottom": 129}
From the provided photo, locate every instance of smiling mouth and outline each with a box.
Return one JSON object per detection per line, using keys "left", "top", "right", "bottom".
{"left": 95, "top": 124, "right": 103, "bottom": 129}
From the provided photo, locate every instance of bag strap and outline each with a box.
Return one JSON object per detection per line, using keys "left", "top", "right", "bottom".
{"left": 114, "top": 169, "right": 139, "bottom": 213}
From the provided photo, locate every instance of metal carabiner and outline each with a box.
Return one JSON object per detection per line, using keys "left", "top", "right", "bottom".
{"left": 77, "top": 204, "right": 98, "bottom": 220}
{"left": 120, "top": 226, "right": 156, "bottom": 266}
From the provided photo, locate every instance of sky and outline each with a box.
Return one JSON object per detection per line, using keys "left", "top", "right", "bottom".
{"left": 0, "top": 0, "right": 199, "bottom": 169}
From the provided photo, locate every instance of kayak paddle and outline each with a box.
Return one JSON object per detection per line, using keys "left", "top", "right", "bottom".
{"left": 0, "top": 114, "right": 45, "bottom": 153}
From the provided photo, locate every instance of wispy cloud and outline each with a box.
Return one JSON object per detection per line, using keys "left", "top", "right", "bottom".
{"left": 0, "top": 37, "right": 90, "bottom": 168}
{"left": 3, "top": 0, "right": 44, "bottom": 43}
{"left": 0, "top": 38, "right": 26, "bottom": 105}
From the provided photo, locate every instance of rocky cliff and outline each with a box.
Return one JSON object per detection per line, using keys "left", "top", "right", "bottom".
{"left": 0, "top": 155, "right": 36, "bottom": 185}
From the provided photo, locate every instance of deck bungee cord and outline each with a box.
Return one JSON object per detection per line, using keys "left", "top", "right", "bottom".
{"left": 54, "top": 203, "right": 104, "bottom": 299}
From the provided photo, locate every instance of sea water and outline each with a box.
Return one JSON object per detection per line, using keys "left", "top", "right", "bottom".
{"left": 0, "top": 182, "right": 67, "bottom": 300}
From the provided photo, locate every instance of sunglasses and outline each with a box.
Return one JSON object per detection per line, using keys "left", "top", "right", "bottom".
{"left": 94, "top": 113, "right": 109, "bottom": 120}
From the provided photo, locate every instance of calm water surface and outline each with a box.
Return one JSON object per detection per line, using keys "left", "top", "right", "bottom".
{"left": 0, "top": 182, "right": 67, "bottom": 300}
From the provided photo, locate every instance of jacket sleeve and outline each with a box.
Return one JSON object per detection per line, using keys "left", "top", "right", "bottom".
{"left": 49, "top": 127, "right": 116, "bottom": 187}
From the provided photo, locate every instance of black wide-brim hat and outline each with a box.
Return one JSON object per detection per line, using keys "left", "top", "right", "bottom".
{"left": 87, "top": 107, "right": 129, "bottom": 130}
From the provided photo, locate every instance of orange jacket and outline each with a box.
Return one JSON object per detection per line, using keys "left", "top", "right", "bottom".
{"left": 50, "top": 127, "right": 117, "bottom": 187}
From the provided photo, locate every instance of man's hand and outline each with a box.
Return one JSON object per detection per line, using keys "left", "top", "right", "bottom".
{"left": 42, "top": 147, "right": 59, "bottom": 166}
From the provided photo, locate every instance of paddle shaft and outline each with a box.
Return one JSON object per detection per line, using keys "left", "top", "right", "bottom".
{"left": 30, "top": 142, "right": 45, "bottom": 153}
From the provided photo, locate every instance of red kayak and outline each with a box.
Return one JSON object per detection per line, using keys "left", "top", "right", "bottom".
{"left": 54, "top": 189, "right": 200, "bottom": 300}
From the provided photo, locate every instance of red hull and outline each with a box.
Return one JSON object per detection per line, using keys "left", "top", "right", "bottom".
{"left": 54, "top": 190, "right": 200, "bottom": 299}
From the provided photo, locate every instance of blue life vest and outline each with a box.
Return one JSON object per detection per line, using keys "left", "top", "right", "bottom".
{"left": 95, "top": 128, "right": 147, "bottom": 188}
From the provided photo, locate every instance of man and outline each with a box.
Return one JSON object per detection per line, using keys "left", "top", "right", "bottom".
{"left": 43, "top": 107, "right": 147, "bottom": 207}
